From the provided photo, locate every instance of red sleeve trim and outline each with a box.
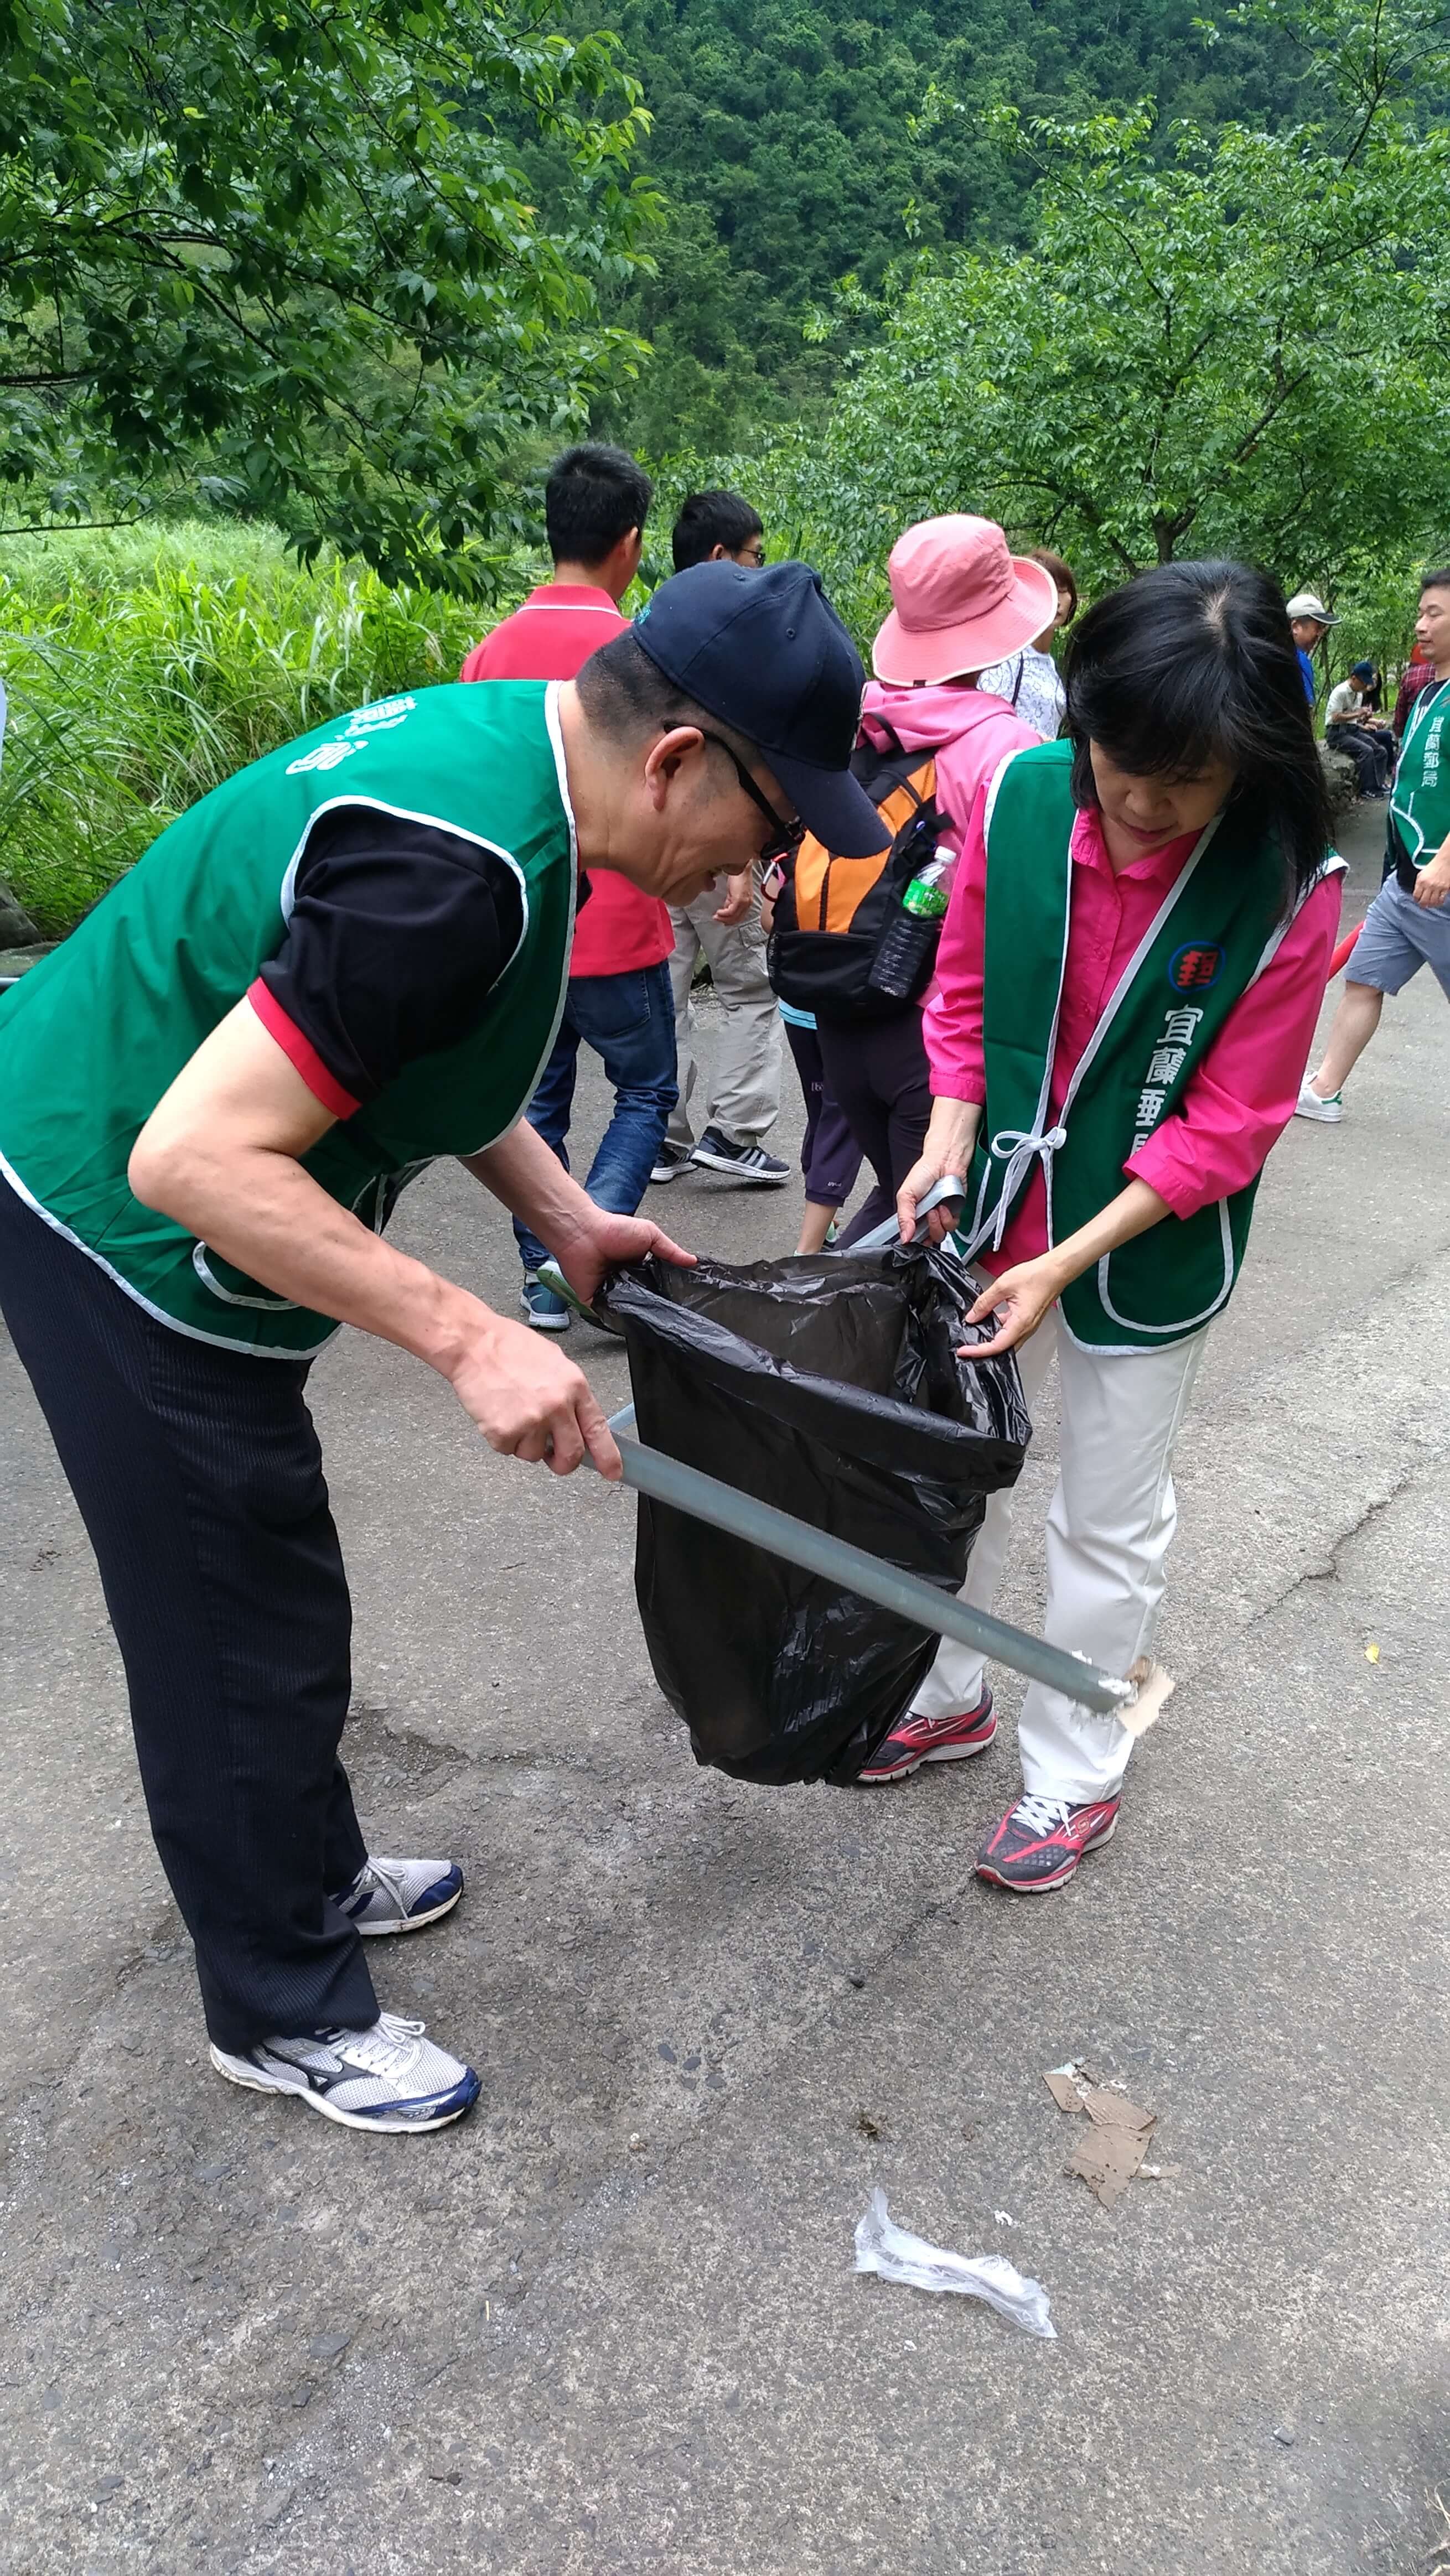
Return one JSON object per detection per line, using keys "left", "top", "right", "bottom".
{"left": 246, "top": 979, "right": 361, "bottom": 1120}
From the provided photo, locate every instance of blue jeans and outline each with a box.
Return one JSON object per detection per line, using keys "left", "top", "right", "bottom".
{"left": 514, "top": 962, "right": 679, "bottom": 1276}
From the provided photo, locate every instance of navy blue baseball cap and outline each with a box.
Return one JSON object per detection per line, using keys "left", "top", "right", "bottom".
{"left": 633, "top": 559, "right": 889, "bottom": 855}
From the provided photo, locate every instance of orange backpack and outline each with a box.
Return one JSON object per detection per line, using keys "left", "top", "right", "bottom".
{"left": 767, "top": 720, "right": 949, "bottom": 1022}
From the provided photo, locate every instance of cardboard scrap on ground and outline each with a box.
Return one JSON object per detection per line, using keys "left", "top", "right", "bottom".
{"left": 1043, "top": 2061, "right": 1164, "bottom": 2209}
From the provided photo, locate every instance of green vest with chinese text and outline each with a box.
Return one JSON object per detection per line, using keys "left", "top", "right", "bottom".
{"left": 1389, "top": 675, "right": 1450, "bottom": 866}
{"left": 959, "top": 742, "right": 1340, "bottom": 1352}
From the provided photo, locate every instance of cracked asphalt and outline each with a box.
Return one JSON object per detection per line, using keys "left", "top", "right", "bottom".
{"left": 3, "top": 802, "right": 1447, "bottom": 2574}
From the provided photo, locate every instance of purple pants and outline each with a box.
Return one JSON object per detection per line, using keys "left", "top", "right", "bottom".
{"left": 782, "top": 1017, "right": 863, "bottom": 1208}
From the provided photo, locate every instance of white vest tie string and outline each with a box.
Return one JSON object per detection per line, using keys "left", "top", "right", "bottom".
{"left": 987, "top": 1124, "right": 1068, "bottom": 1248}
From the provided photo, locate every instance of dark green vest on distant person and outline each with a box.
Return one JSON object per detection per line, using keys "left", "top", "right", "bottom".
{"left": 958, "top": 741, "right": 1343, "bottom": 1352}
{"left": 0, "top": 682, "right": 577, "bottom": 1354}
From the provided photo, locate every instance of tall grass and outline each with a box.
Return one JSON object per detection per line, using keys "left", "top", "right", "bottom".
{"left": 0, "top": 524, "right": 529, "bottom": 934}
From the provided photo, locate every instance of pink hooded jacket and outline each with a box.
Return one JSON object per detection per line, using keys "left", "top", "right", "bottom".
{"left": 858, "top": 679, "right": 1043, "bottom": 869}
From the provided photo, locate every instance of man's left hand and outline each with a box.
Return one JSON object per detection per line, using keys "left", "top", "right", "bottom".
{"left": 1413, "top": 851, "right": 1450, "bottom": 909}
{"left": 553, "top": 1208, "right": 695, "bottom": 1309}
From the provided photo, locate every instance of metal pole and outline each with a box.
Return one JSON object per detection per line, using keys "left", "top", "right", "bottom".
{"left": 607, "top": 1405, "right": 1133, "bottom": 1715}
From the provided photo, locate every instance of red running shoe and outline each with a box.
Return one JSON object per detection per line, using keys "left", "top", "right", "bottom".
{"left": 856, "top": 1690, "right": 996, "bottom": 1783}
{"left": 975, "top": 1791, "right": 1120, "bottom": 1891}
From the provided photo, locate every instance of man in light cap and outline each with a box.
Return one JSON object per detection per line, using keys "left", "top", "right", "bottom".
{"left": 1285, "top": 588, "right": 1339, "bottom": 705}
{"left": 0, "top": 559, "right": 885, "bottom": 2137}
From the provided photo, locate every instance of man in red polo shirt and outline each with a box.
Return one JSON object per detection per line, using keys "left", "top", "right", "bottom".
{"left": 462, "top": 444, "right": 680, "bottom": 1328}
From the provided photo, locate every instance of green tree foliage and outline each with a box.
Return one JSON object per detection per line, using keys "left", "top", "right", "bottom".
{"left": 573, "top": 0, "right": 1303, "bottom": 450}
{"left": 743, "top": 32, "right": 1450, "bottom": 631}
{"left": 0, "top": 0, "right": 660, "bottom": 588}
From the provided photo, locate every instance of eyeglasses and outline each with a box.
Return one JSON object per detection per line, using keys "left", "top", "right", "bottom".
{"left": 697, "top": 730, "right": 804, "bottom": 865}
{"left": 738, "top": 544, "right": 767, "bottom": 567}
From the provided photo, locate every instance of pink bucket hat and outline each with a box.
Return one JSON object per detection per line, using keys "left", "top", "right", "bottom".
{"left": 872, "top": 515, "right": 1060, "bottom": 685}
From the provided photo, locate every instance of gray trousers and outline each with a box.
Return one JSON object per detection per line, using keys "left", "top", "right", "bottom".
{"left": 665, "top": 889, "right": 782, "bottom": 1147}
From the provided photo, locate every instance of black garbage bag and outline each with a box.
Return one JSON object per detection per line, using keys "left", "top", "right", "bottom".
{"left": 599, "top": 1244, "right": 1031, "bottom": 1785}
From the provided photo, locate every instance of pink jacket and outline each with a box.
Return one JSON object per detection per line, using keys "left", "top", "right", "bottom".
{"left": 859, "top": 680, "right": 1042, "bottom": 866}
{"left": 924, "top": 785, "right": 1343, "bottom": 1274}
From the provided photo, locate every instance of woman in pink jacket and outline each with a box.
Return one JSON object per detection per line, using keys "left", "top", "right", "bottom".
{"left": 819, "top": 516, "right": 1053, "bottom": 1244}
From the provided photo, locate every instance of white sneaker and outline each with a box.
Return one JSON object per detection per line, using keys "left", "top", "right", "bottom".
{"left": 330, "top": 1855, "right": 464, "bottom": 1935}
{"left": 1294, "top": 1076, "right": 1344, "bottom": 1124}
{"left": 210, "top": 2012, "right": 480, "bottom": 2132}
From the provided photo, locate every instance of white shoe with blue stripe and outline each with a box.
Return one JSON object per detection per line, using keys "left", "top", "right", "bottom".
{"left": 331, "top": 1855, "right": 464, "bottom": 1936}
{"left": 210, "top": 2013, "right": 480, "bottom": 2132}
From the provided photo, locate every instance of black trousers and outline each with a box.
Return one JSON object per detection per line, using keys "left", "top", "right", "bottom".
{"left": 816, "top": 1011, "right": 934, "bottom": 1247}
{"left": 0, "top": 1176, "right": 376, "bottom": 2049}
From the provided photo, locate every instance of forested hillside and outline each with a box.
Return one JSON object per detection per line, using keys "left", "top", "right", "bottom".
{"left": 573, "top": 0, "right": 1304, "bottom": 451}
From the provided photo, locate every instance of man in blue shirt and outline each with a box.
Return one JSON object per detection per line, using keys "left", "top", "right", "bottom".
{"left": 1286, "top": 587, "right": 1338, "bottom": 705}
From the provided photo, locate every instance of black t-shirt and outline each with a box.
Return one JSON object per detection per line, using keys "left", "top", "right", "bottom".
{"left": 255, "top": 804, "right": 531, "bottom": 1109}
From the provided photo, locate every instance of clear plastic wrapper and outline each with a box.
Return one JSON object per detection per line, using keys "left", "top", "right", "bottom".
{"left": 853, "top": 2188, "right": 1057, "bottom": 2339}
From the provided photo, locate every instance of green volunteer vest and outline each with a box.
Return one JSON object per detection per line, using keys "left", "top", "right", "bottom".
{"left": 1389, "top": 675, "right": 1450, "bottom": 865}
{"left": 959, "top": 742, "right": 1340, "bottom": 1353}
{"left": 0, "top": 681, "right": 577, "bottom": 1354}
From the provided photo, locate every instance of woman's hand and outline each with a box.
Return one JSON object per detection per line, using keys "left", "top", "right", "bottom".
{"left": 959, "top": 1177, "right": 1172, "bottom": 1358}
{"left": 897, "top": 1097, "right": 981, "bottom": 1243}
{"left": 960, "top": 1254, "right": 1065, "bottom": 1358}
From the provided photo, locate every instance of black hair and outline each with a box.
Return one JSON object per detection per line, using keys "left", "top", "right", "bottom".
{"left": 1063, "top": 559, "right": 1334, "bottom": 911}
{"left": 574, "top": 628, "right": 758, "bottom": 773}
{"left": 543, "top": 444, "right": 652, "bottom": 568}
{"left": 672, "top": 489, "right": 765, "bottom": 573}
{"left": 1421, "top": 567, "right": 1450, "bottom": 592}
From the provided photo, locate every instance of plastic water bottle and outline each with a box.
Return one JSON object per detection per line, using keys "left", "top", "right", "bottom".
{"left": 867, "top": 849, "right": 954, "bottom": 1001}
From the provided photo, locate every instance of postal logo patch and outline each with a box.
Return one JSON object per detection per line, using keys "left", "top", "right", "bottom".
{"left": 1168, "top": 941, "right": 1224, "bottom": 993}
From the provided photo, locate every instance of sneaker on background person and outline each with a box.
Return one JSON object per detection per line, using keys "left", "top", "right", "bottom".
{"left": 649, "top": 1140, "right": 692, "bottom": 1183}
{"left": 856, "top": 1691, "right": 996, "bottom": 1783}
{"left": 1294, "top": 1074, "right": 1344, "bottom": 1123}
{"left": 210, "top": 2013, "right": 481, "bottom": 2132}
{"left": 975, "top": 1792, "right": 1121, "bottom": 1893}
{"left": 330, "top": 1854, "right": 465, "bottom": 1935}
{"left": 690, "top": 1124, "right": 791, "bottom": 1184}
{"left": 521, "top": 1270, "right": 571, "bottom": 1329}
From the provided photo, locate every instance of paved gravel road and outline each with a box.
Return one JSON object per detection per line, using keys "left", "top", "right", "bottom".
{"left": 2, "top": 804, "right": 1446, "bottom": 2574}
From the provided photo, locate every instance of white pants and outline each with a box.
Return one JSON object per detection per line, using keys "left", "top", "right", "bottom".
{"left": 665, "top": 891, "right": 782, "bottom": 1149}
{"left": 912, "top": 1308, "right": 1208, "bottom": 1804}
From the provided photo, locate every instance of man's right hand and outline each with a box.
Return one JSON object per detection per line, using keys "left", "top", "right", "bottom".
{"left": 446, "top": 1309, "right": 620, "bottom": 1478}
